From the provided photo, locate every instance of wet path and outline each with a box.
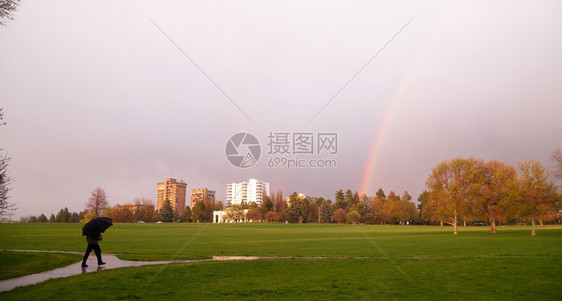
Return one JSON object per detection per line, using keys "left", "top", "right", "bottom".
{"left": 0, "top": 251, "right": 209, "bottom": 292}
{"left": 0, "top": 250, "right": 368, "bottom": 292}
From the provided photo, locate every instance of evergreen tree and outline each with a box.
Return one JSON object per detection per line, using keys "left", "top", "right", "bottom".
{"left": 38, "top": 213, "right": 48, "bottom": 223}
{"left": 55, "top": 209, "right": 63, "bottom": 223}
{"left": 318, "top": 201, "right": 333, "bottom": 223}
{"left": 285, "top": 204, "right": 302, "bottom": 223}
{"left": 261, "top": 196, "right": 273, "bottom": 213}
{"left": 375, "top": 188, "right": 386, "bottom": 200}
{"left": 308, "top": 202, "right": 319, "bottom": 222}
{"left": 192, "top": 201, "right": 206, "bottom": 222}
{"left": 353, "top": 191, "right": 360, "bottom": 207}
{"left": 70, "top": 212, "right": 80, "bottom": 223}
{"left": 344, "top": 189, "right": 354, "bottom": 210}
{"left": 417, "top": 190, "right": 430, "bottom": 222}
{"left": 334, "top": 189, "right": 346, "bottom": 209}
{"left": 300, "top": 198, "right": 309, "bottom": 223}
{"left": 181, "top": 206, "right": 192, "bottom": 222}
{"left": 286, "top": 193, "right": 307, "bottom": 223}
{"left": 61, "top": 207, "right": 70, "bottom": 223}
{"left": 159, "top": 200, "right": 174, "bottom": 222}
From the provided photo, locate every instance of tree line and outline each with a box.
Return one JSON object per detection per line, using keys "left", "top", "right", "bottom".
{"left": 421, "top": 158, "right": 561, "bottom": 235}
{"left": 19, "top": 207, "right": 85, "bottom": 223}
{"left": 16, "top": 152, "right": 562, "bottom": 237}
{"left": 217, "top": 189, "right": 418, "bottom": 226}
{"left": 215, "top": 155, "right": 562, "bottom": 237}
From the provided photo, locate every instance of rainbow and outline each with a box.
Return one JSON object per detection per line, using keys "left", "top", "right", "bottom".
{"left": 358, "top": 1, "right": 462, "bottom": 196}
{"left": 358, "top": 66, "right": 412, "bottom": 196}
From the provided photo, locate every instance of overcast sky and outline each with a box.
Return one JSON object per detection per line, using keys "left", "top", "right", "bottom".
{"left": 1, "top": 0, "right": 561, "bottom": 219}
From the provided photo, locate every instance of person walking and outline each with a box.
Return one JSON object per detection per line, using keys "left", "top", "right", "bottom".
{"left": 81, "top": 217, "right": 112, "bottom": 268}
{"left": 81, "top": 233, "right": 106, "bottom": 267}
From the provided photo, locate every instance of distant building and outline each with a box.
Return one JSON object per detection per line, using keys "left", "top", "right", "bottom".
{"left": 213, "top": 210, "right": 227, "bottom": 223}
{"left": 157, "top": 178, "right": 187, "bottom": 215}
{"left": 226, "top": 178, "right": 270, "bottom": 206}
{"left": 190, "top": 188, "right": 216, "bottom": 207}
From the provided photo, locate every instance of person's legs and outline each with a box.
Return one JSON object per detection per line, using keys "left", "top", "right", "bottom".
{"left": 93, "top": 244, "right": 105, "bottom": 265}
{"left": 82, "top": 244, "right": 94, "bottom": 267}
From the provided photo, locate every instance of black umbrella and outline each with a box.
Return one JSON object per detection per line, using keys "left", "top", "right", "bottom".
{"left": 82, "top": 217, "right": 113, "bottom": 236}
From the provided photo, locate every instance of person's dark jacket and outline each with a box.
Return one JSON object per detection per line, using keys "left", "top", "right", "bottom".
{"left": 86, "top": 234, "right": 102, "bottom": 244}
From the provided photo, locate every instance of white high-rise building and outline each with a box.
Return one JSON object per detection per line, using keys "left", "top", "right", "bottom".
{"left": 226, "top": 178, "right": 270, "bottom": 206}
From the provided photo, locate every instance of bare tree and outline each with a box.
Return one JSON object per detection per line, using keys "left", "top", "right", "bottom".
{"left": 552, "top": 148, "right": 562, "bottom": 181}
{"left": 0, "top": 108, "right": 16, "bottom": 219}
{"left": 85, "top": 187, "right": 109, "bottom": 218}
{"left": 0, "top": 108, "right": 6, "bottom": 126}
{"left": 0, "top": 0, "right": 20, "bottom": 26}
{"left": 273, "top": 189, "right": 285, "bottom": 213}
{"left": 0, "top": 152, "right": 15, "bottom": 219}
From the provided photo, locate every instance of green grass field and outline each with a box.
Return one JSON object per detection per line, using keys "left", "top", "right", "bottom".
{"left": 0, "top": 251, "right": 81, "bottom": 280}
{"left": 1, "top": 223, "right": 561, "bottom": 300}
